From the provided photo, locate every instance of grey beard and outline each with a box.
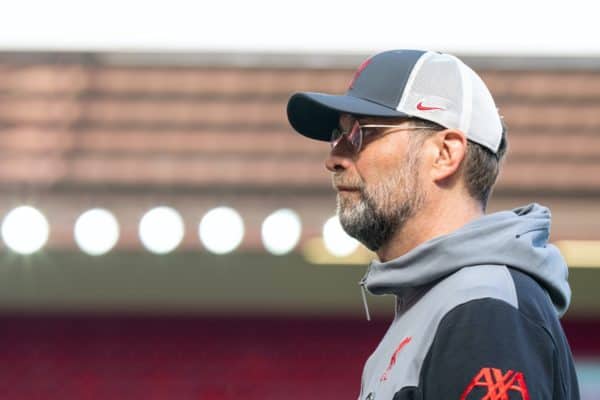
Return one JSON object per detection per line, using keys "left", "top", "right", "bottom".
{"left": 337, "top": 189, "right": 417, "bottom": 251}
{"left": 335, "top": 136, "right": 426, "bottom": 252}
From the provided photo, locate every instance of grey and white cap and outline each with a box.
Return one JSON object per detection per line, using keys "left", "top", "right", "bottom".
{"left": 287, "top": 49, "right": 503, "bottom": 153}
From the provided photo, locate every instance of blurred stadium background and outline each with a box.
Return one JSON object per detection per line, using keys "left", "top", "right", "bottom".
{"left": 0, "top": 50, "right": 599, "bottom": 399}
{"left": 1, "top": 2, "right": 600, "bottom": 397}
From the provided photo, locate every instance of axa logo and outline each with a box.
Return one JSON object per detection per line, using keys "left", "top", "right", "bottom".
{"left": 379, "top": 336, "right": 412, "bottom": 382}
{"left": 460, "top": 367, "right": 530, "bottom": 400}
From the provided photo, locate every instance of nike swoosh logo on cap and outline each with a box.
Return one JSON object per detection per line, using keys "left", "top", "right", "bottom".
{"left": 416, "top": 101, "right": 445, "bottom": 111}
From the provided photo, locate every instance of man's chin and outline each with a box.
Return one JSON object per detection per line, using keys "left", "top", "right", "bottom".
{"left": 337, "top": 191, "right": 362, "bottom": 208}
{"left": 337, "top": 201, "right": 360, "bottom": 223}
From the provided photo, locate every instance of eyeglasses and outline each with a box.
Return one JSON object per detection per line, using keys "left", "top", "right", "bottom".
{"left": 330, "top": 119, "right": 434, "bottom": 154}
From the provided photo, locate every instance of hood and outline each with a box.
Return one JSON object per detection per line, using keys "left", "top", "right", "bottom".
{"left": 362, "top": 203, "right": 571, "bottom": 316}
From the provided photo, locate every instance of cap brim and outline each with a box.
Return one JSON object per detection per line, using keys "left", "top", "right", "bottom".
{"left": 287, "top": 92, "right": 410, "bottom": 142}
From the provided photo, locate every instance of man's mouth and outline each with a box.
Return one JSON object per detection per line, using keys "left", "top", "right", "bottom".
{"left": 335, "top": 185, "right": 361, "bottom": 193}
{"left": 333, "top": 175, "right": 362, "bottom": 191}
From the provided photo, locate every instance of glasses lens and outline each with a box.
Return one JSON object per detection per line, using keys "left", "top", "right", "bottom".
{"left": 330, "top": 127, "right": 343, "bottom": 148}
{"left": 347, "top": 120, "right": 363, "bottom": 152}
{"left": 330, "top": 120, "right": 363, "bottom": 153}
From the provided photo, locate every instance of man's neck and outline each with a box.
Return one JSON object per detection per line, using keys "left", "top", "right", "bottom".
{"left": 375, "top": 199, "right": 484, "bottom": 262}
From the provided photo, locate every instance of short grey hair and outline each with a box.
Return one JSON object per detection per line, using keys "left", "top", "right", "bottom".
{"left": 408, "top": 118, "right": 508, "bottom": 210}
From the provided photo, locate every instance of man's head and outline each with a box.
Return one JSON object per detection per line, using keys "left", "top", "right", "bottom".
{"left": 286, "top": 50, "right": 507, "bottom": 251}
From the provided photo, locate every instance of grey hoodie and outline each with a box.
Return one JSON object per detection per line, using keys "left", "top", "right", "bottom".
{"left": 358, "top": 203, "right": 579, "bottom": 400}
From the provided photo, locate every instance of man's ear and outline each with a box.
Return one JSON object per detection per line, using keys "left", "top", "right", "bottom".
{"left": 428, "top": 129, "right": 468, "bottom": 183}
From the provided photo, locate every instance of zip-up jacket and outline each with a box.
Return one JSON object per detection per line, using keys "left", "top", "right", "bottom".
{"left": 358, "top": 203, "right": 580, "bottom": 399}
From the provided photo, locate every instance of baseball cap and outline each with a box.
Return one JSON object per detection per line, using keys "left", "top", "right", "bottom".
{"left": 286, "top": 49, "right": 503, "bottom": 153}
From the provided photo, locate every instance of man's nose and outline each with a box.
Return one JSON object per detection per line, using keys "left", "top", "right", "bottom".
{"left": 325, "top": 140, "right": 354, "bottom": 172}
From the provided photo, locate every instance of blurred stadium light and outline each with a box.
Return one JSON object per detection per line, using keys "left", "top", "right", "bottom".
{"left": 1, "top": 206, "right": 49, "bottom": 254}
{"left": 139, "top": 206, "right": 184, "bottom": 254}
{"left": 199, "top": 206, "right": 244, "bottom": 254}
{"left": 261, "top": 208, "right": 302, "bottom": 255}
{"left": 74, "top": 208, "right": 119, "bottom": 256}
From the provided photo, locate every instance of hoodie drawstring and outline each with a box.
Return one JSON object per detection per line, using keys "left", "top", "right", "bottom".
{"left": 359, "top": 262, "right": 373, "bottom": 321}
{"left": 360, "top": 282, "right": 371, "bottom": 321}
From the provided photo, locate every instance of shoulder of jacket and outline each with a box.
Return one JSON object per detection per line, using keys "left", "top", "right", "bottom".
{"left": 425, "top": 264, "right": 519, "bottom": 316}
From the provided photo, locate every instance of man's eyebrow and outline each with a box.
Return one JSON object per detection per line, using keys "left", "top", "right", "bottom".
{"left": 356, "top": 117, "right": 377, "bottom": 125}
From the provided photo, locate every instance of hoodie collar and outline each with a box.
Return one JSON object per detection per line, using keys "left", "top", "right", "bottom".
{"left": 362, "top": 203, "right": 571, "bottom": 316}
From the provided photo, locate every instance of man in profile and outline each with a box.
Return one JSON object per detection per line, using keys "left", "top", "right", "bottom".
{"left": 287, "top": 49, "right": 579, "bottom": 399}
